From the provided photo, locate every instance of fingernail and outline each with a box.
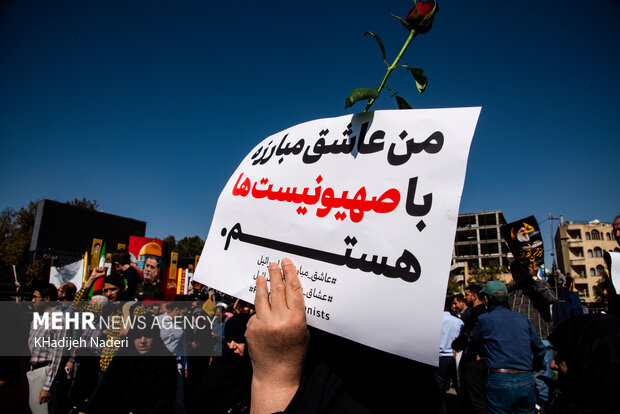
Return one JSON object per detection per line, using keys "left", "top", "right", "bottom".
{"left": 268, "top": 262, "right": 278, "bottom": 270}
{"left": 281, "top": 258, "right": 292, "bottom": 266}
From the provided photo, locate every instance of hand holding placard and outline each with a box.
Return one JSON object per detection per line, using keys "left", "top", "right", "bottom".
{"left": 246, "top": 258, "right": 310, "bottom": 414}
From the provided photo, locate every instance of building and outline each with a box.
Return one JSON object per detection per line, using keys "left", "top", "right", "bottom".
{"left": 452, "top": 210, "right": 511, "bottom": 270}
{"left": 451, "top": 211, "right": 512, "bottom": 287}
{"left": 555, "top": 220, "right": 619, "bottom": 303}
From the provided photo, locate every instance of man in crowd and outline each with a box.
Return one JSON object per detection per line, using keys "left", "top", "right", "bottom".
{"left": 552, "top": 274, "right": 583, "bottom": 328}
{"left": 451, "top": 283, "right": 487, "bottom": 414}
{"left": 57, "top": 283, "right": 76, "bottom": 304}
{"left": 28, "top": 283, "right": 66, "bottom": 414}
{"left": 434, "top": 296, "right": 463, "bottom": 411}
{"left": 56, "top": 282, "right": 77, "bottom": 414}
{"left": 471, "top": 281, "right": 546, "bottom": 413}
{"left": 508, "top": 261, "right": 556, "bottom": 412}
{"left": 157, "top": 302, "right": 190, "bottom": 413}
{"left": 72, "top": 267, "right": 146, "bottom": 372}
{"left": 452, "top": 294, "right": 471, "bottom": 321}
{"left": 602, "top": 215, "right": 620, "bottom": 316}
{"left": 111, "top": 248, "right": 140, "bottom": 299}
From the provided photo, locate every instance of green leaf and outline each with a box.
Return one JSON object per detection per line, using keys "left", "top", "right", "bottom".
{"left": 391, "top": 13, "right": 411, "bottom": 31}
{"left": 394, "top": 95, "right": 412, "bottom": 109}
{"left": 408, "top": 67, "right": 428, "bottom": 93}
{"left": 364, "top": 31, "right": 386, "bottom": 62}
{"left": 345, "top": 88, "right": 379, "bottom": 108}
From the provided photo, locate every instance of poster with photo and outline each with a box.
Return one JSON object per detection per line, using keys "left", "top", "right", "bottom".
{"left": 501, "top": 216, "right": 544, "bottom": 266}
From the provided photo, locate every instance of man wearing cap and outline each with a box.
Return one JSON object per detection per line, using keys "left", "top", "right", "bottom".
{"left": 508, "top": 261, "right": 556, "bottom": 412}
{"left": 471, "top": 281, "right": 546, "bottom": 414}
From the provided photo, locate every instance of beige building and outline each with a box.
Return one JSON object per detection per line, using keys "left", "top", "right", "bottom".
{"left": 555, "top": 220, "right": 619, "bottom": 303}
{"left": 451, "top": 211, "right": 513, "bottom": 288}
{"left": 452, "top": 211, "right": 511, "bottom": 270}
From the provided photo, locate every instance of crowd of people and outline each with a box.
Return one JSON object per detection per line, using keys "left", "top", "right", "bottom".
{"left": 0, "top": 248, "right": 258, "bottom": 414}
{"left": 0, "top": 215, "right": 619, "bottom": 414}
{"left": 433, "top": 215, "right": 620, "bottom": 414}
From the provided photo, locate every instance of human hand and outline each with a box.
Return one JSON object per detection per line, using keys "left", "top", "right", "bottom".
{"left": 39, "top": 389, "right": 51, "bottom": 404}
{"left": 246, "top": 258, "right": 309, "bottom": 413}
{"left": 87, "top": 267, "right": 106, "bottom": 285}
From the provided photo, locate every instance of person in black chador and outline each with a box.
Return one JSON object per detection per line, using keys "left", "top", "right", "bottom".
{"left": 188, "top": 314, "right": 253, "bottom": 414}
{"left": 86, "top": 314, "right": 177, "bottom": 414}
{"left": 244, "top": 258, "right": 442, "bottom": 414}
{"left": 549, "top": 313, "right": 620, "bottom": 414}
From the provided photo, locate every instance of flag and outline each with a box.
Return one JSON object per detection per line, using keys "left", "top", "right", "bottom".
{"left": 50, "top": 258, "right": 84, "bottom": 291}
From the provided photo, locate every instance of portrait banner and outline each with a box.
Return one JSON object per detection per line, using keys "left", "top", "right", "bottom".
{"left": 194, "top": 108, "right": 481, "bottom": 365}
{"left": 501, "top": 216, "right": 544, "bottom": 267}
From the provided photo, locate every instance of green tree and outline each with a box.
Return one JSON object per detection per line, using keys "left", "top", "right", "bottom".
{"left": 66, "top": 198, "right": 99, "bottom": 210}
{"left": 162, "top": 235, "right": 176, "bottom": 264}
{"left": 593, "top": 276, "right": 607, "bottom": 304}
{"left": 176, "top": 236, "right": 205, "bottom": 261}
{"left": 467, "top": 263, "right": 506, "bottom": 286}
{"left": 446, "top": 272, "right": 463, "bottom": 295}
{"left": 0, "top": 201, "right": 44, "bottom": 287}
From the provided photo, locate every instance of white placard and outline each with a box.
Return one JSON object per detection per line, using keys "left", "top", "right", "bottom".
{"left": 606, "top": 251, "right": 620, "bottom": 293}
{"left": 49, "top": 258, "right": 84, "bottom": 291}
{"left": 194, "top": 108, "right": 481, "bottom": 365}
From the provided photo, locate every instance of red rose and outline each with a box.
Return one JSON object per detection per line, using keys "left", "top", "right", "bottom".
{"left": 406, "top": 1, "right": 438, "bottom": 34}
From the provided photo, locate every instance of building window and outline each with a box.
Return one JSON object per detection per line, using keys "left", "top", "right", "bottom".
{"left": 479, "top": 214, "right": 497, "bottom": 226}
{"left": 587, "top": 249, "right": 593, "bottom": 258}
{"left": 575, "top": 284, "right": 589, "bottom": 298}
{"left": 596, "top": 265, "right": 605, "bottom": 276}
{"left": 594, "top": 247, "right": 603, "bottom": 258}
{"left": 607, "top": 232, "right": 612, "bottom": 241}
{"left": 479, "top": 227, "right": 498, "bottom": 240}
{"left": 592, "top": 230, "right": 600, "bottom": 240}
{"left": 590, "top": 268, "right": 596, "bottom": 277}
{"left": 572, "top": 266, "right": 586, "bottom": 278}
{"left": 585, "top": 232, "right": 591, "bottom": 240}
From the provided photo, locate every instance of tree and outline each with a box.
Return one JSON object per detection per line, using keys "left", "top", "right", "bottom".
{"left": 0, "top": 201, "right": 44, "bottom": 288}
{"left": 176, "top": 236, "right": 204, "bottom": 260}
{"left": 66, "top": 198, "right": 99, "bottom": 210}
{"left": 446, "top": 272, "right": 463, "bottom": 295}
{"left": 160, "top": 235, "right": 204, "bottom": 267}
{"left": 593, "top": 276, "right": 607, "bottom": 304}
{"left": 162, "top": 235, "right": 176, "bottom": 264}
{"left": 467, "top": 263, "right": 506, "bottom": 286}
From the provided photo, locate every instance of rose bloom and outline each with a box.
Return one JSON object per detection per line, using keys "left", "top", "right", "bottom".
{"left": 406, "top": 1, "right": 438, "bottom": 34}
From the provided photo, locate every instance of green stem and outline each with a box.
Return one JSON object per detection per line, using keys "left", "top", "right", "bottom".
{"left": 364, "top": 29, "right": 417, "bottom": 112}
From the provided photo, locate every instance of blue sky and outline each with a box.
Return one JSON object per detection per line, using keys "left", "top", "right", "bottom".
{"left": 1, "top": 0, "right": 619, "bottom": 266}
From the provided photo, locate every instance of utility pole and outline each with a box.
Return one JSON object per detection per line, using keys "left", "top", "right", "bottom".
{"left": 549, "top": 213, "right": 563, "bottom": 296}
